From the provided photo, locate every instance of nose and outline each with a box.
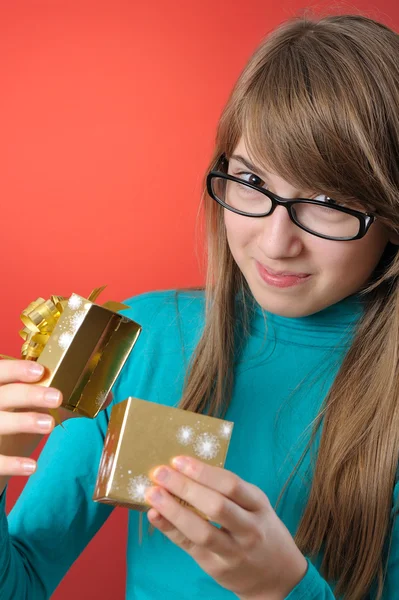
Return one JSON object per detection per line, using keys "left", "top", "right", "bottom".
{"left": 257, "top": 205, "right": 303, "bottom": 259}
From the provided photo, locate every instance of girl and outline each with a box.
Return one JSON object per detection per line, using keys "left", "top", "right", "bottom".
{"left": 0, "top": 12, "right": 398, "bottom": 600}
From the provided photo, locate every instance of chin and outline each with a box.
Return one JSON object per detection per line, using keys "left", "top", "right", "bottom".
{"left": 251, "top": 289, "right": 324, "bottom": 319}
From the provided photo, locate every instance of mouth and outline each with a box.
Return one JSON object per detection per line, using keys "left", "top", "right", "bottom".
{"left": 255, "top": 260, "right": 312, "bottom": 288}
{"left": 257, "top": 262, "right": 311, "bottom": 278}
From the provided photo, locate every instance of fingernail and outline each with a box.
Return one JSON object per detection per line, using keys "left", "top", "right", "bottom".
{"left": 147, "top": 487, "right": 163, "bottom": 504}
{"left": 172, "top": 456, "right": 191, "bottom": 472}
{"left": 43, "top": 389, "right": 61, "bottom": 406}
{"left": 36, "top": 416, "right": 53, "bottom": 431}
{"left": 21, "top": 460, "right": 36, "bottom": 474}
{"left": 153, "top": 467, "right": 169, "bottom": 483}
{"left": 27, "top": 362, "right": 44, "bottom": 377}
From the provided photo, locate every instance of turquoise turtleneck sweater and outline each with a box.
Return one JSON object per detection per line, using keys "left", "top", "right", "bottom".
{"left": 1, "top": 289, "right": 397, "bottom": 598}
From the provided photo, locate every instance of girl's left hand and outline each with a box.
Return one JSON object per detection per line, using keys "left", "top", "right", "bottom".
{"left": 145, "top": 456, "right": 308, "bottom": 600}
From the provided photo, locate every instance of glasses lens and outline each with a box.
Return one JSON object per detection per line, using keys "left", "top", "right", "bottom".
{"left": 292, "top": 202, "right": 360, "bottom": 239}
{"left": 212, "top": 177, "right": 272, "bottom": 215}
{"left": 210, "top": 176, "right": 362, "bottom": 240}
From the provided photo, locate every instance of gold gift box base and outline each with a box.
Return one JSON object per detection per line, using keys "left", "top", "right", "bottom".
{"left": 36, "top": 294, "right": 141, "bottom": 418}
{"left": 93, "top": 397, "right": 234, "bottom": 517}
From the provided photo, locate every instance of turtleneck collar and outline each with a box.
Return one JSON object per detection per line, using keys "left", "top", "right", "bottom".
{"left": 240, "top": 292, "right": 365, "bottom": 348}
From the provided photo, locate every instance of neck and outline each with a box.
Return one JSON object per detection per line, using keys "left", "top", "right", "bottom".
{"left": 238, "top": 292, "right": 365, "bottom": 347}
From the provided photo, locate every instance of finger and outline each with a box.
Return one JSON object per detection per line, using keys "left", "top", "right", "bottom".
{"left": 0, "top": 454, "right": 37, "bottom": 477}
{"left": 147, "top": 508, "right": 196, "bottom": 550}
{"left": 0, "top": 360, "right": 45, "bottom": 385}
{"left": 171, "top": 456, "right": 266, "bottom": 511}
{"left": 151, "top": 466, "right": 253, "bottom": 534}
{"left": 145, "top": 486, "right": 235, "bottom": 555}
{"left": 147, "top": 508, "right": 218, "bottom": 567}
{"left": 148, "top": 509, "right": 211, "bottom": 558}
{"left": 0, "top": 383, "right": 62, "bottom": 411}
{"left": 0, "top": 410, "right": 55, "bottom": 435}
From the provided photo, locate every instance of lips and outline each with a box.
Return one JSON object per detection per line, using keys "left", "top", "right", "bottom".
{"left": 255, "top": 261, "right": 311, "bottom": 289}
{"left": 258, "top": 262, "right": 310, "bottom": 278}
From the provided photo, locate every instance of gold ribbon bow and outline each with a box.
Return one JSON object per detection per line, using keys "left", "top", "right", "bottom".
{"left": 1, "top": 286, "right": 130, "bottom": 423}
{"left": 16, "top": 286, "right": 129, "bottom": 362}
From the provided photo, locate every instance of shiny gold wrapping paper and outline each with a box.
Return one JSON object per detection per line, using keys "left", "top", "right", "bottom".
{"left": 93, "top": 397, "right": 234, "bottom": 516}
{"left": 34, "top": 294, "right": 142, "bottom": 418}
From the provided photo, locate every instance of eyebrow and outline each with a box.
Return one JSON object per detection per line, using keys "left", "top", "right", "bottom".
{"left": 229, "top": 154, "right": 271, "bottom": 179}
{"left": 230, "top": 153, "right": 317, "bottom": 197}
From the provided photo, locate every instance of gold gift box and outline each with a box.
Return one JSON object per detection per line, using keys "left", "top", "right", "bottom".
{"left": 34, "top": 294, "right": 142, "bottom": 418}
{"left": 93, "top": 397, "right": 234, "bottom": 515}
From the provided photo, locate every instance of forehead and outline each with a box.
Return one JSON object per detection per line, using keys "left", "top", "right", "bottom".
{"left": 230, "top": 137, "right": 305, "bottom": 191}
{"left": 231, "top": 137, "right": 277, "bottom": 177}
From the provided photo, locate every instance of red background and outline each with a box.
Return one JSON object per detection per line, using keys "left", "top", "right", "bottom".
{"left": 1, "top": 1, "right": 397, "bottom": 597}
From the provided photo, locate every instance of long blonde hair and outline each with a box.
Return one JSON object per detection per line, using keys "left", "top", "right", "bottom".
{"left": 176, "top": 13, "right": 399, "bottom": 600}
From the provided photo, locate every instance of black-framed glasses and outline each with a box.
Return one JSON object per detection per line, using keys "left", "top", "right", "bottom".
{"left": 206, "top": 156, "right": 375, "bottom": 241}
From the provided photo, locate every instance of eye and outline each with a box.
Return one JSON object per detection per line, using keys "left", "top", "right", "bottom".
{"left": 233, "top": 171, "right": 265, "bottom": 187}
{"left": 313, "top": 193, "right": 336, "bottom": 204}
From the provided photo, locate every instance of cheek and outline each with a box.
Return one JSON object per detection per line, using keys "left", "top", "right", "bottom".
{"left": 313, "top": 232, "right": 388, "bottom": 283}
{"left": 224, "top": 211, "right": 256, "bottom": 249}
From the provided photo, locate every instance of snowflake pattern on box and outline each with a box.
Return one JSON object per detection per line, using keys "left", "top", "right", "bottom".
{"left": 68, "top": 295, "right": 83, "bottom": 310}
{"left": 70, "top": 310, "right": 86, "bottom": 331}
{"left": 176, "top": 425, "right": 194, "bottom": 446}
{"left": 219, "top": 422, "right": 233, "bottom": 439}
{"left": 58, "top": 332, "right": 74, "bottom": 350}
{"left": 52, "top": 297, "right": 87, "bottom": 350}
{"left": 193, "top": 432, "right": 220, "bottom": 460}
{"left": 127, "top": 474, "right": 152, "bottom": 502}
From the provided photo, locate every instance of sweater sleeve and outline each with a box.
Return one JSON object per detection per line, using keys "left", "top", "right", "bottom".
{"left": 0, "top": 291, "right": 169, "bottom": 599}
{"left": 0, "top": 407, "right": 114, "bottom": 599}
{"left": 283, "top": 558, "right": 335, "bottom": 599}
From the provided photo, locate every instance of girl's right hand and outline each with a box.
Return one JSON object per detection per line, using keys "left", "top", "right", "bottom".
{"left": 0, "top": 359, "right": 69, "bottom": 478}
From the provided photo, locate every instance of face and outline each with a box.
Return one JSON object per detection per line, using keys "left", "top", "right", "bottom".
{"left": 224, "top": 138, "right": 398, "bottom": 317}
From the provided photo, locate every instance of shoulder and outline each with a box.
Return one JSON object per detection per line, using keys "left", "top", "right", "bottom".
{"left": 108, "top": 288, "right": 206, "bottom": 407}
{"left": 119, "top": 287, "right": 206, "bottom": 334}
